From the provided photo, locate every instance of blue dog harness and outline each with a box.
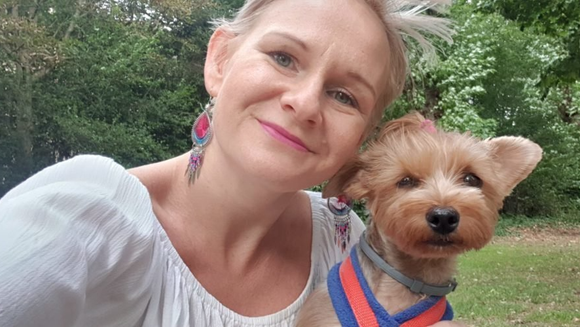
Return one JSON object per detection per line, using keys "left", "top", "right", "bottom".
{"left": 327, "top": 246, "right": 454, "bottom": 326}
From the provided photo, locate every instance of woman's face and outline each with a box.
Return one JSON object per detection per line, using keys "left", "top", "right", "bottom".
{"left": 205, "top": 0, "right": 390, "bottom": 191}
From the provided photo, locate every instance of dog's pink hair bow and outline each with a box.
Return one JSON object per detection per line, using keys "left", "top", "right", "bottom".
{"left": 420, "top": 120, "right": 437, "bottom": 134}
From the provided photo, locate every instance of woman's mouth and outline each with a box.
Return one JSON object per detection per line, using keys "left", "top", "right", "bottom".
{"left": 258, "top": 120, "right": 311, "bottom": 153}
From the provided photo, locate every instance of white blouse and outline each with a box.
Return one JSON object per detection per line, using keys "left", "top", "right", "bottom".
{"left": 0, "top": 155, "right": 365, "bottom": 327}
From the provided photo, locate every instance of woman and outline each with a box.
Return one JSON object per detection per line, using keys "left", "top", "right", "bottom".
{"left": 0, "top": 0, "right": 458, "bottom": 326}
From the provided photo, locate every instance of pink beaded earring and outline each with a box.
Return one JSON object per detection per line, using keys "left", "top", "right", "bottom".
{"left": 185, "top": 100, "right": 214, "bottom": 184}
{"left": 327, "top": 195, "right": 353, "bottom": 253}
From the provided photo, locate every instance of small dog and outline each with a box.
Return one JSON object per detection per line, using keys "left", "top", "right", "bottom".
{"left": 297, "top": 112, "right": 542, "bottom": 326}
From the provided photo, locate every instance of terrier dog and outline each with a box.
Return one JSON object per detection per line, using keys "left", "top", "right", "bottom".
{"left": 296, "top": 112, "right": 542, "bottom": 326}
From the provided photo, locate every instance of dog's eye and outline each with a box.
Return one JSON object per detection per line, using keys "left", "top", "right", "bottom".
{"left": 397, "top": 176, "right": 418, "bottom": 188}
{"left": 463, "top": 173, "right": 483, "bottom": 188}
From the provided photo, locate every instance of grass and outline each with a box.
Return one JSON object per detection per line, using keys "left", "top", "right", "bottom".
{"left": 449, "top": 226, "right": 580, "bottom": 326}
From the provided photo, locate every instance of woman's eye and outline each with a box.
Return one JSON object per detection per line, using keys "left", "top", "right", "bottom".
{"left": 272, "top": 52, "right": 293, "bottom": 68}
{"left": 463, "top": 173, "right": 483, "bottom": 188}
{"left": 331, "top": 90, "right": 357, "bottom": 107}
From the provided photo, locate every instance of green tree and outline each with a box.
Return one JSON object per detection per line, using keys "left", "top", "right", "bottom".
{"left": 0, "top": 0, "right": 228, "bottom": 196}
{"left": 474, "top": 0, "right": 580, "bottom": 86}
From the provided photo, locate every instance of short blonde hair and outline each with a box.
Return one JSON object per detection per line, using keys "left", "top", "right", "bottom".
{"left": 212, "top": 0, "right": 453, "bottom": 132}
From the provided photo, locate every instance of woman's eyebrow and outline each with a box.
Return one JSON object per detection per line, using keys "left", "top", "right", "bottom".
{"left": 261, "top": 31, "right": 309, "bottom": 51}
{"left": 261, "top": 31, "right": 376, "bottom": 99}
{"left": 347, "top": 71, "right": 376, "bottom": 99}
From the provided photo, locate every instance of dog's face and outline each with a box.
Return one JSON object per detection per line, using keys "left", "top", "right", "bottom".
{"left": 324, "top": 113, "right": 542, "bottom": 259}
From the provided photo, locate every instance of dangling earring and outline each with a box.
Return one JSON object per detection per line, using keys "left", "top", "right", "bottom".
{"left": 186, "top": 100, "right": 214, "bottom": 184}
{"left": 327, "top": 195, "right": 352, "bottom": 253}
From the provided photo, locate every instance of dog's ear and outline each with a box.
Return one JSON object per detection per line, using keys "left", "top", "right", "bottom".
{"left": 322, "top": 158, "right": 369, "bottom": 200}
{"left": 486, "top": 136, "right": 543, "bottom": 195}
{"left": 379, "top": 111, "right": 427, "bottom": 138}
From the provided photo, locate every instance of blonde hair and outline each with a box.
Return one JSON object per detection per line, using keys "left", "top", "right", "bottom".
{"left": 212, "top": 0, "right": 453, "bottom": 132}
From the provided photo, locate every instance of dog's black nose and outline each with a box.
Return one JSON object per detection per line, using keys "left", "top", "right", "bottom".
{"left": 426, "top": 207, "right": 460, "bottom": 235}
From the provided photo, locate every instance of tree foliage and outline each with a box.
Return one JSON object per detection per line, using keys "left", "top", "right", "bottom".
{"left": 473, "top": 0, "right": 580, "bottom": 86}
{"left": 0, "top": 0, "right": 223, "bottom": 194}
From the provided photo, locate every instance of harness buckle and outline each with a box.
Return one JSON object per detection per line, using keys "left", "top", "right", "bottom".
{"left": 449, "top": 279, "right": 458, "bottom": 292}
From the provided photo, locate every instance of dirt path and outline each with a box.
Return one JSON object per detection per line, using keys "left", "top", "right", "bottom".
{"left": 493, "top": 225, "right": 580, "bottom": 247}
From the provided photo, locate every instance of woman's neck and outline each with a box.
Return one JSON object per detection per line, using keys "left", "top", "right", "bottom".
{"left": 161, "top": 151, "right": 303, "bottom": 268}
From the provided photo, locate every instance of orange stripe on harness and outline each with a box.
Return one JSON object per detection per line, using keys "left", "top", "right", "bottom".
{"left": 339, "top": 256, "right": 379, "bottom": 327}
{"left": 401, "top": 296, "right": 447, "bottom": 327}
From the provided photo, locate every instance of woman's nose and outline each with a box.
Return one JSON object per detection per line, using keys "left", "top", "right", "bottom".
{"left": 280, "top": 79, "right": 323, "bottom": 126}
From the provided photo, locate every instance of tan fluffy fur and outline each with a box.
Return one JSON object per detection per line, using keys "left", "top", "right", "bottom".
{"left": 296, "top": 112, "right": 543, "bottom": 326}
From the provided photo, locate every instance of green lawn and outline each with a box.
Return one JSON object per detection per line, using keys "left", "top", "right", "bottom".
{"left": 449, "top": 228, "right": 580, "bottom": 326}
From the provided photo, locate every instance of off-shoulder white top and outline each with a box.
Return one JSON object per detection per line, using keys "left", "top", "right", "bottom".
{"left": 0, "top": 155, "right": 365, "bottom": 327}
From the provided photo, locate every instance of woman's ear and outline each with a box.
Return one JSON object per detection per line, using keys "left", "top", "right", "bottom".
{"left": 204, "top": 28, "right": 235, "bottom": 97}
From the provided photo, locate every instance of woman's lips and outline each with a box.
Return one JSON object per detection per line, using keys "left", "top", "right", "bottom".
{"left": 259, "top": 120, "right": 311, "bottom": 153}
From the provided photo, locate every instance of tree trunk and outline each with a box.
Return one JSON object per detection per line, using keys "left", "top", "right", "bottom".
{"left": 64, "top": 0, "right": 86, "bottom": 40}
{"left": 423, "top": 84, "right": 441, "bottom": 120}
{"left": 557, "top": 85, "right": 578, "bottom": 125}
{"left": 14, "top": 60, "right": 35, "bottom": 177}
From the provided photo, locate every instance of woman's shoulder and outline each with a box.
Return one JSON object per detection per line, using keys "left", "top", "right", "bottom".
{"left": 0, "top": 155, "right": 158, "bottom": 238}
{"left": 304, "top": 190, "right": 366, "bottom": 280}
{"left": 0, "top": 155, "right": 162, "bottom": 327}
{"left": 3, "top": 155, "right": 135, "bottom": 202}
{"left": 305, "top": 190, "right": 365, "bottom": 234}
{"left": 0, "top": 154, "right": 161, "bottom": 278}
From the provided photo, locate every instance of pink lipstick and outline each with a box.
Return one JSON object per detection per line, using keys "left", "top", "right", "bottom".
{"left": 259, "top": 120, "right": 310, "bottom": 153}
